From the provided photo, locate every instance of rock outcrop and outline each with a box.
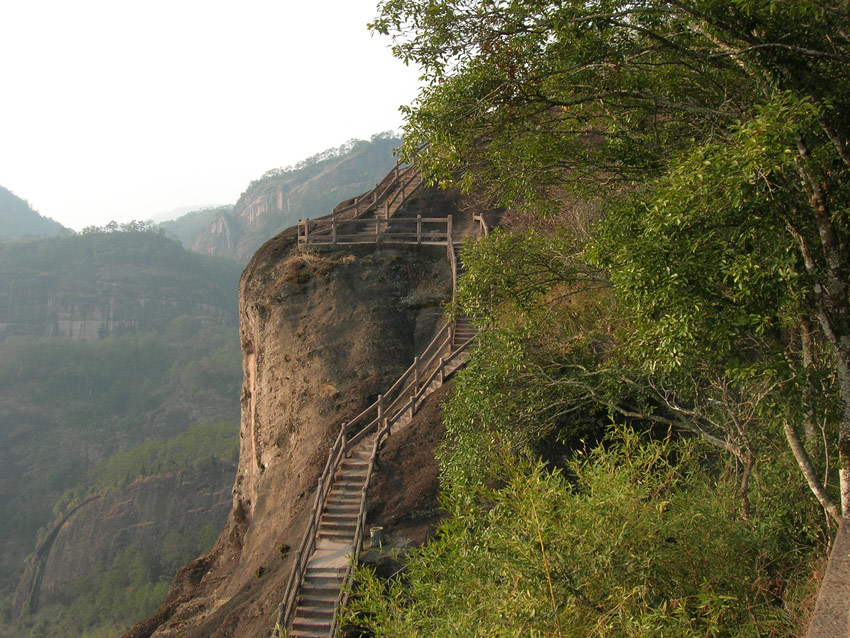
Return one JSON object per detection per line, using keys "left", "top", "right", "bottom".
{"left": 124, "top": 185, "right": 486, "bottom": 638}
{"left": 191, "top": 136, "right": 402, "bottom": 264}
{"left": 14, "top": 460, "right": 236, "bottom": 617}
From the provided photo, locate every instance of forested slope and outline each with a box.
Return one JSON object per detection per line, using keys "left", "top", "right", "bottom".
{"left": 345, "top": 2, "right": 850, "bottom": 636}
{"left": 0, "top": 228, "right": 243, "bottom": 638}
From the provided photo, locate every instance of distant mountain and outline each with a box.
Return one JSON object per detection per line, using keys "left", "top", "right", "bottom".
{"left": 158, "top": 205, "right": 234, "bottom": 249}
{"left": 148, "top": 204, "right": 221, "bottom": 224}
{"left": 189, "top": 133, "right": 403, "bottom": 263}
{"left": 0, "top": 227, "right": 241, "bottom": 342}
{"left": 0, "top": 229, "right": 243, "bottom": 636}
{"left": 0, "top": 185, "right": 69, "bottom": 241}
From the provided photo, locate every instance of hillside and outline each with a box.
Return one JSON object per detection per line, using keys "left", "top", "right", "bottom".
{"left": 0, "top": 186, "right": 68, "bottom": 241}
{"left": 189, "top": 134, "right": 402, "bottom": 263}
{"left": 0, "top": 227, "right": 239, "bottom": 342}
{"left": 0, "top": 229, "right": 243, "bottom": 637}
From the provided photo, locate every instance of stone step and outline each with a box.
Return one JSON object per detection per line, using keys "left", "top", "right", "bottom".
{"left": 326, "top": 494, "right": 360, "bottom": 507}
{"left": 298, "top": 593, "right": 338, "bottom": 608}
{"left": 329, "top": 483, "right": 361, "bottom": 496}
{"left": 301, "top": 582, "right": 340, "bottom": 597}
{"left": 291, "top": 618, "right": 332, "bottom": 634}
{"left": 334, "top": 469, "right": 367, "bottom": 481}
{"left": 322, "top": 512, "right": 358, "bottom": 523}
{"left": 295, "top": 605, "right": 334, "bottom": 622}
{"left": 317, "top": 530, "right": 355, "bottom": 541}
{"left": 303, "top": 572, "right": 344, "bottom": 586}
{"left": 325, "top": 501, "right": 359, "bottom": 512}
{"left": 320, "top": 520, "right": 357, "bottom": 532}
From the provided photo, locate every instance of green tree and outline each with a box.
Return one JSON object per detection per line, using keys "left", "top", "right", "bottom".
{"left": 375, "top": 0, "right": 850, "bottom": 514}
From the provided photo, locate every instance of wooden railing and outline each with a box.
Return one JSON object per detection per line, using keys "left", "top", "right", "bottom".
{"left": 473, "top": 213, "right": 490, "bottom": 238}
{"left": 271, "top": 318, "right": 472, "bottom": 637}
{"left": 330, "top": 162, "right": 423, "bottom": 223}
{"left": 298, "top": 215, "right": 453, "bottom": 247}
{"left": 297, "top": 149, "right": 426, "bottom": 247}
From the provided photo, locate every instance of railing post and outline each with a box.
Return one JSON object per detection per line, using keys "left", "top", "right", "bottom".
{"left": 332, "top": 216, "right": 337, "bottom": 245}
{"left": 417, "top": 215, "right": 422, "bottom": 245}
{"left": 447, "top": 214, "right": 453, "bottom": 245}
{"left": 377, "top": 394, "right": 383, "bottom": 422}
{"left": 304, "top": 218, "right": 310, "bottom": 244}
{"left": 412, "top": 356, "right": 420, "bottom": 415}
{"left": 439, "top": 356, "right": 445, "bottom": 384}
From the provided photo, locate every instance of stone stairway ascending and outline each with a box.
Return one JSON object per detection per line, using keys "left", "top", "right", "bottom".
{"left": 288, "top": 434, "right": 376, "bottom": 638}
{"left": 276, "top": 205, "right": 483, "bottom": 638}
{"left": 283, "top": 316, "right": 476, "bottom": 638}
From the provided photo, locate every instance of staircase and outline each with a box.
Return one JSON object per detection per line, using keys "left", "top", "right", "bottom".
{"left": 273, "top": 158, "right": 482, "bottom": 638}
{"left": 287, "top": 435, "right": 376, "bottom": 638}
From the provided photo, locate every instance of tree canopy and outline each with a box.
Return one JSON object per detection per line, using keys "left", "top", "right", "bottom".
{"left": 350, "top": 2, "right": 850, "bottom": 634}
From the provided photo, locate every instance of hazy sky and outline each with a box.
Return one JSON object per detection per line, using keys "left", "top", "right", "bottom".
{"left": 0, "top": 0, "right": 421, "bottom": 231}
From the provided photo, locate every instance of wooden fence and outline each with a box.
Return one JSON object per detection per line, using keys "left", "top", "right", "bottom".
{"left": 298, "top": 215, "right": 452, "bottom": 246}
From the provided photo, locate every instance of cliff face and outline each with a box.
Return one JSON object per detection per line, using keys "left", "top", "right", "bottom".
{"left": 191, "top": 137, "right": 401, "bottom": 264}
{"left": 125, "top": 189, "right": 472, "bottom": 638}
{"left": 14, "top": 461, "right": 236, "bottom": 617}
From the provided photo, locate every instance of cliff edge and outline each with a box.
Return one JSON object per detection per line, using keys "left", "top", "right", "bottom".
{"left": 126, "top": 186, "right": 479, "bottom": 638}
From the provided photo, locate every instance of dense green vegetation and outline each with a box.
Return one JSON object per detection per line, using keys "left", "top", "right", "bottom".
{"left": 348, "top": 1, "right": 850, "bottom": 635}
{"left": 0, "top": 227, "right": 243, "bottom": 637}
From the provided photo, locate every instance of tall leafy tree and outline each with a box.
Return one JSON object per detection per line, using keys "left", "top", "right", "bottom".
{"left": 374, "top": 0, "right": 850, "bottom": 514}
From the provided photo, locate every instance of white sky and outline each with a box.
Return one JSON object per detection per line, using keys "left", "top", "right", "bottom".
{"left": 0, "top": 0, "right": 421, "bottom": 231}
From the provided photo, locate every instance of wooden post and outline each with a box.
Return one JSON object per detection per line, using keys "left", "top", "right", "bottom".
{"left": 412, "top": 356, "right": 419, "bottom": 414}
{"left": 439, "top": 357, "right": 445, "bottom": 384}
{"left": 304, "top": 219, "right": 310, "bottom": 244}
{"left": 446, "top": 214, "right": 453, "bottom": 245}
{"left": 417, "top": 215, "right": 422, "bottom": 245}
{"left": 413, "top": 356, "right": 419, "bottom": 388}
{"left": 332, "top": 216, "right": 337, "bottom": 245}
{"left": 377, "top": 394, "right": 383, "bottom": 422}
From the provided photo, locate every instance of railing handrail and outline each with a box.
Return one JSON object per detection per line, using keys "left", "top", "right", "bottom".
{"left": 299, "top": 216, "right": 451, "bottom": 247}
{"left": 298, "top": 151, "right": 427, "bottom": 245}
{"left": 473, "top": 213, "right": 490, "bottom": 238}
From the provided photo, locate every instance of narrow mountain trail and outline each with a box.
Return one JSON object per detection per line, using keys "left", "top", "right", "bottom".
{"left": 273, "top": 159, "right": 485, "bottom": 638}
